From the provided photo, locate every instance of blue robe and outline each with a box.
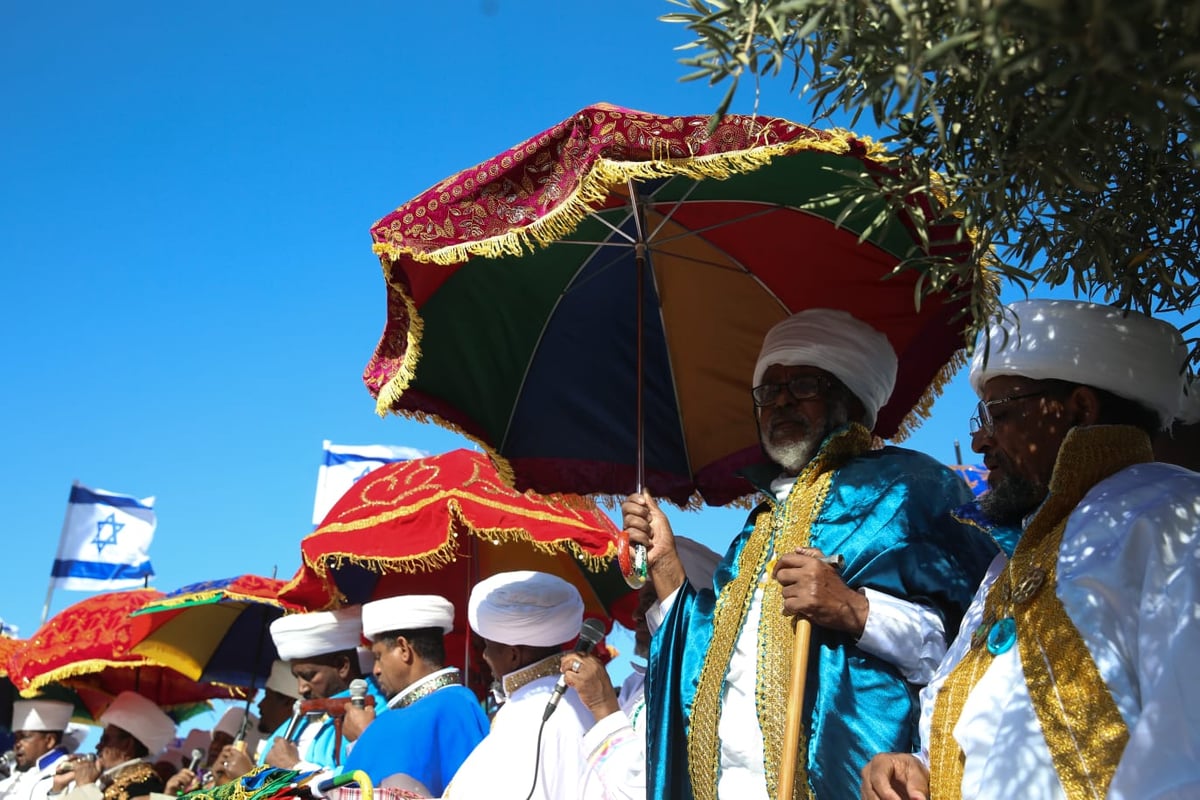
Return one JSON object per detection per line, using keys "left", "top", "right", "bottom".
{"left": 258, "top": 678, "right": 388, "bottom": 769}
{"left": 343, "top": 685, "right": 489, "bottom": 796}
{"left": 647, "top": 439, "right": 999, "bottom": 800}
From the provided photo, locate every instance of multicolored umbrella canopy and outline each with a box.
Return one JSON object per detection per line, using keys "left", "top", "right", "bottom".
{"left": 129, "top": 575, "right": 307, "bottom": 689}
{"left": 280, "top": 449, "right": 633, "bottom": 697}
{"left": 365, "top": 103, "right": 981, "bottom": 507}
{"left": 6, "top": 589, "right": 244, "bottom": 708}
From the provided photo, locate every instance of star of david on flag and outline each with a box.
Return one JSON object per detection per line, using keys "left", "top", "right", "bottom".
{"left": 51, "top": 482, "right": 156, "bottom": 591}
{"left": 312, "top": 440, "right": 427, "bottom": 526}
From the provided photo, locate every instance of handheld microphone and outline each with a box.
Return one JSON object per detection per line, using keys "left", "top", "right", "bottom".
{"left": 349, "top": 678, "right": 368, "bottom": 709}
{"left": 1, "top": 751, "right": 15, "bottom": 779}
{"left": 187, "top": 748, "right": 203, "bottom": 772}
{"left": 543, "top": 618, "right": 606, "bottom": 721}
{"left": 282, "top": 699, "right": 305, "bottom": 742}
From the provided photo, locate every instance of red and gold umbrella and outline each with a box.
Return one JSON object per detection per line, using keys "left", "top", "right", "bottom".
{"left": 281, "top": 449, "right": 632, "bottom": 697}
{"left": 6, "top": 589, "right": 244, "bottom": 712}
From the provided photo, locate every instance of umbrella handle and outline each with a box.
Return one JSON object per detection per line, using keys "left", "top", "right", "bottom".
{"left": 777, "top": 618, "right": 812, "bottom": 800}
{"left": 617, "top": 531, "right": 648, "bottom": 589}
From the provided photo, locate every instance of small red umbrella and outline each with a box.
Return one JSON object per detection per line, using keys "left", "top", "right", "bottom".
{"left": 280, "top": 449, "right": 633, "bottom": 697}
{"left": 7, "top": 589, "right": 244, "bottom": 712}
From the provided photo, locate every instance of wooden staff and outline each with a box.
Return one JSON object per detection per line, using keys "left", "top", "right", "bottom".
{"left": 778, "top": 552, "right": 844, "bottom": 800}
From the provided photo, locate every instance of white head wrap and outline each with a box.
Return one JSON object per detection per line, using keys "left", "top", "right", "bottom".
{"left": 362, "top": 595, "right": 455, "bottom": 640}
{"left": 61, "top": 722, "right": 89, "bottom": 754}
{"left": 11, "top": 700, "right": 72, "bottom": 733}
{"left": 468, "top": 571, "right": 583, "bottom": 647}
{"left": 180, "top": 728, "right": 211, "bottom": 757}
{"left": 212, "top": 707, "right": 259, "bottom": 751}
{"left": 969, "top": 300, "right": 1188, "bottom": 429}
{"left": 752, "top": 309, "right": 898, "bottom": 431}
{"left": 269, "top": 606, "right": 363, "bottom": 661}
{"left": 1178, "top": 377, "right": 1200, "bottom": 425}
{"left": 265, "top": 660, "right": 301, "bottom": 699}
{"left": 99, "top": 691, "right": 176, "bottom": 756}
{"left": 676, "top": 537, "right": 722, "bottom": 592}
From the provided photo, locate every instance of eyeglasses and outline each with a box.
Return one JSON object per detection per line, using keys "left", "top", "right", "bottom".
{"left": 751, "top": 375, "right": 828, "bottom": 407}
{"left": 968, "top": 391, "right": 1048, "bottom": 436}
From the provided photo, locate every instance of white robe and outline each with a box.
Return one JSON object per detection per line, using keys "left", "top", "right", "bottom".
{"left": 580, "top": 667, "right": 647, "bottom": 800}
{"left": 918, "top": 462, "right": 1200, "bottom": 800}
{"left": 445, "top": 673, "right": 591, "bottom": 800}
{"left": 0, "top": 750, "right": 69, "bottom": 800}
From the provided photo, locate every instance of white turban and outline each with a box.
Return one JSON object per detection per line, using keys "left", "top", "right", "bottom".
{"left": 468, "top": 571, "right": 583, "bottom": 648}
{"left": 212, "top": 707, "right": 260, "bottom": 752}
{"left": 752, "top": 309, "right": 898, "bottom": 431}
{"left": 1179, "top": 377, "right": 1200, "bottom": 425}
{"left": 180, "top": 728, "right": 211, "bottom": 757}
{"left": 99, "top": 691, "right": 176, "bottom": 756}
{"left": 969, "top": 300, "right": 1188, "bottom": 429}
{"left": 362, "top": 595, "right": 455, "bottom": 640}
{"left": 269, "top": 606, "right": 363, "bottom": 661}
{"left": 265, "top": 660, "right": 301, "bottom": 699}
{"left": 11, "top": 700, "right": 72, "bottom": 732}
{"left": 676, "top": 537, "right": 722, "bottom": 592}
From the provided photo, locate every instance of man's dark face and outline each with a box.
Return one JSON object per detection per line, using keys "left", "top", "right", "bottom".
{"left": 12, "top": 730, "right": 57, "bottom": 771}
{"left": 972, "top": 376, "right": 1073, "bottom": 524}
{"left": 207, "top": 730, "right": 233, "bottom": 767}
{"left": 256, "top": 689, "right": 294, "bottom": 734}
{"left": 756, "top": 365, "right": 848, "bottom": 475}
{"left": 290, "top": 658, "right": 350, "bottom": 700}
{"left": 96, "top": 725, "right": 137, "bottom": 770}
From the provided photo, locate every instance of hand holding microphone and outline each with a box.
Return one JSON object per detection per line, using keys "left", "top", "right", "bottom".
{"left": 349, "top": 679, "right": 367, "bottom": 708}
{"left": 543, "top": 618, "right": 606, "bottom": 721}
{"left": 343, "top": 678, "right": 374, "bottom": 742}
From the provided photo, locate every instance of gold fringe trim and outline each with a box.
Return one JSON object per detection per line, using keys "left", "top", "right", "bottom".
{"left": 372, "top": 132, "right": 863, "bottom": 267}
{"left": 17, "top": 657, "right": 158, "bottom": 693}
{"left": 891, "top": 347, "right": 968, "bottom": 442}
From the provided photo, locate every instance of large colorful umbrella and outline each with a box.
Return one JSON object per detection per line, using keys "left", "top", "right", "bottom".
{"left": 364, "top": 103, "right": 981, "bottom": 509}
{"left": 6, "top": 589, "right": 244, "bottom": 709}
{"left": 129, "top": 576, "right": 308, "bottom": 689}
{"left": 280, "top": 449, "right": 632, "bottom": 697}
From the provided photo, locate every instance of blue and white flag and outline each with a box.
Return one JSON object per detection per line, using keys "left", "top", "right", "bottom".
{"left": 51, "top": 483, "right": 156, "bottom": 591}
{"left": 312, "top": 440, "right": 427, "bottom": 526}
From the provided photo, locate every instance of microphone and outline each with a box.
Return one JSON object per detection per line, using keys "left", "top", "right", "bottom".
{"left": 187, "top": 748, "right": 203, "bottom": 771}
{"left": 543, "top": 618, "right": 606, "bottom": 721}
{"left": 349, "top": 679, "right": 368, "bottom": 709}
{"left": 282, "top": 699, "right": 305, "bottom": 742}
{"left": 1, "top": 751, "right": 15, "bottom": 779}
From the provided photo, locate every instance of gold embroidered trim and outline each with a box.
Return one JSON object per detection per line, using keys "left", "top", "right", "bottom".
{"left": 929, "top": 425, "right": 1152, "bottom": 799}
{"left": 102, "top": 762, "right": 158, "bottom": 800}
{"left": 500, "top": 653, "right": 562, "bottom": 699}
{"left": 688, "top": 425, "right": 871, "bottom": 800}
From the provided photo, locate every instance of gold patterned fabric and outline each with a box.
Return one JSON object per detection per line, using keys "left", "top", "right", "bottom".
{"left": 102, "top": 761, "right": 163, "bottom": 800}
{"left": 929, "top": 425, "right": 1153, "bottom": 799}
{"left": 688, "top": 425, "right": 872, "bottom": 800}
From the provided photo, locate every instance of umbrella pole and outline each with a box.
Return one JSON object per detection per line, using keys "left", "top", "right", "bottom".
{"left": 628, "top": 179, "right": 649, "bottom": 588}
{"left": 777, "top": 619, "right": 812, "bottom": 800}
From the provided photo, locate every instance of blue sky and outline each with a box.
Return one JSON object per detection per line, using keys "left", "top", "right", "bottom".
{"left": 2, "top": 1, "right": 1193, "bottom": 742}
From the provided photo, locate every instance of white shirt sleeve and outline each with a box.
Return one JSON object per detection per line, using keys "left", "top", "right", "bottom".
{"left": 644, "top": 585, "right": 682, "bottom": 635}
{"left": 855, "top": 587, "right": 948, "bottom": 685}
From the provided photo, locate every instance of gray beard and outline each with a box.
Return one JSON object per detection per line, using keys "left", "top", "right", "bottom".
{"left": 761, "top": 397, "right": 851, "bottom": 474}
{"left": 979, "top": 469, "right": 1048, "bottom": 526}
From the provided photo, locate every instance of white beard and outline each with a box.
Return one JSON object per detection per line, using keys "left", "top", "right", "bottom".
{"left": 762, "top": 436, "right": 819, "bottom": 474}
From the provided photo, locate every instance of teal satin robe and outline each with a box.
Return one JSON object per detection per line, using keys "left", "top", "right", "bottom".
{"left": 646, "top": 442, "right": 998, "bottom": 800}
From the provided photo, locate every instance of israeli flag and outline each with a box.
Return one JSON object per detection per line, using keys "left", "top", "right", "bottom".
{"left": 51, "top": 483, "right": 156, "bottom": 591}
{"left": 312, "top": 440, "right": 427, "bottom": 526}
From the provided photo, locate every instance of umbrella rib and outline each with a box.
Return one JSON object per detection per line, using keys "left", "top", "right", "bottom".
{"left": 643, "top": 176, "right": 705, "bottom": 242}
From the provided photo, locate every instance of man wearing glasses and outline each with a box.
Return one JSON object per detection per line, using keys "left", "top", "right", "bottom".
{"left": 862, "top": 299, "right": 1200, "bottom": 800}
{"left": 624, "top": 309, "right": 997, "bottom": 800}
{"left": 0, "top": 701, "right": 72, "bottom": 800}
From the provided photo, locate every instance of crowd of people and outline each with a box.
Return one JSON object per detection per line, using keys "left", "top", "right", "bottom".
{"left": 2, "top": 299, "right": 1197, "bottom": 800}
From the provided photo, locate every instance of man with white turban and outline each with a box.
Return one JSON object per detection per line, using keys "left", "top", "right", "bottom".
{"left": 255, "top": 608, "right": 384, "bottom": 774}
{"left": 0, "top": 700, "right": 73, "bottom": 800}
{"left": 625, "top": 308, "right": 998, "bottom": 800}
{"left": 53, "top": 692, "right": 173, "bottom": 800}
{"left": 862, "top": 299, "right": 1200, "bottom": 800}
{"left": 444, "top": 571, "right": 594, "bottom": 800}
{"left": 341, "top": 594, "right": 489, "bottom": 795}
{"left": 563, "top": 538, "right": 722, "bottom": 800}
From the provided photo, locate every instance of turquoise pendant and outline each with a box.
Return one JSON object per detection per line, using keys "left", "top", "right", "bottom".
{"left": 986, "top": 617, "right": 1017, "bottom": 656}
